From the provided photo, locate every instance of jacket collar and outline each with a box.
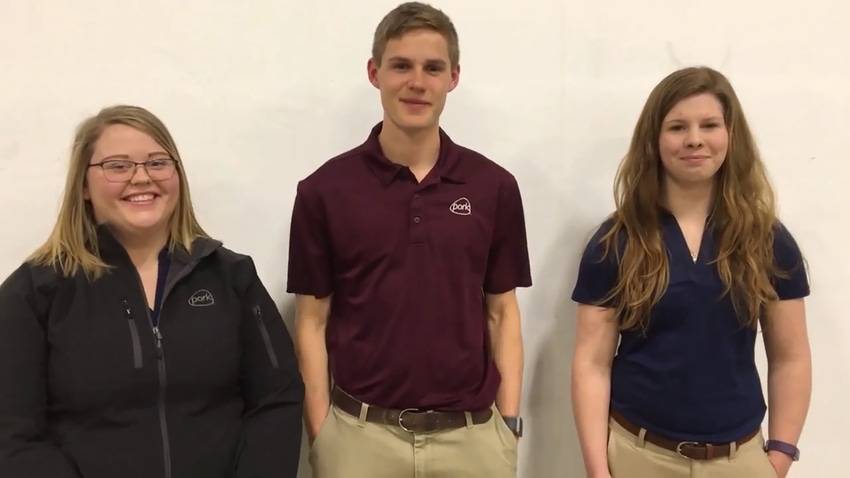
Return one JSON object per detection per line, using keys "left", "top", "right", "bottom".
{"left": 94, "top": 224, "right": 221, "bottom": 267}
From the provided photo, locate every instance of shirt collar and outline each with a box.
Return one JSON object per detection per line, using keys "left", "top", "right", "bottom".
{"left": 360, "top": 122, "right": 466, "bottom": 187}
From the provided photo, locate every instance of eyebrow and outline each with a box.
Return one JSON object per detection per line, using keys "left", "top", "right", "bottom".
{"left": 664, "top": 116, "right": 724, "bottom": 124}
{"left": 386, "top": 56, "right": 448, "bottom": 67}
{"left": 100, "top": 152, "right": 170, "bottom": 161}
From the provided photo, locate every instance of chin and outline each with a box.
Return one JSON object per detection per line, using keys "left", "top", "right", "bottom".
{"left": 394, "top": 115, "right": 435, "bottom": 131}
{"left": 119, "top": 214, "right": 170, "bottom": 232}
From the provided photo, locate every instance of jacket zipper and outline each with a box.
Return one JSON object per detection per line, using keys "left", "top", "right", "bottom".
{"left": 129, "top": 284, "right": 170, "bottom": 478}
{"left": 150, "top": 321, "right": 170, "bottom": 478}
{"left": 253, "top": 305, "right": 279, "bottom": 369}
{"left": 123, "top": 300, "right": 143, "bottom": 369}
{"left": 140, "top": 259, "right": 199, "bottom": 478}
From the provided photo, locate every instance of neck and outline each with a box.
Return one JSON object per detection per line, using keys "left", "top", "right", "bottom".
{"left": 114, "top": 228, "right": 168, "bottom": 268}
{"left": 378, "top": 120, "right": 441, "bottom": 169}
{"left": 661, "top": 177, "right": 715, "bottom": 220}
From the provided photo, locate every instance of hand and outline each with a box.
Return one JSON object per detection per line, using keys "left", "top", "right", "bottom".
{"left": 767, "top": 450, "right": 793, "bottom": 478}
{"left": 307, "top": 417, "right": 326, "bottom": 446}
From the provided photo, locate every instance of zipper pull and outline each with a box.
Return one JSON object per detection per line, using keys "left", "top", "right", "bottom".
{"left": 153, "top": 326, "right": 163, "bottom": 359}
{"left": 122, "top": 300, "right": 132, "bottom": 319}
{"left": 253, "top": 305, "right": 262, "bottom": 321}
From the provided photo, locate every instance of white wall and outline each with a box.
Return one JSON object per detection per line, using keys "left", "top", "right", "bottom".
{"left": 1, "top": 1, "right": 847, "bottom": 476}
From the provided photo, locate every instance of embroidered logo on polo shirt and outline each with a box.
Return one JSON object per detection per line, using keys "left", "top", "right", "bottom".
{"left": 188, "top": 289, "right": 215, "bottom": 307}
{"left": 449, "top": 197, "right": 471, "bottom": 216}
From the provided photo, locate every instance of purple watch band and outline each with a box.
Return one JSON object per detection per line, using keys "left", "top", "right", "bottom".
{"left": 764, "top": 439, "right": 800, "bottom": 461}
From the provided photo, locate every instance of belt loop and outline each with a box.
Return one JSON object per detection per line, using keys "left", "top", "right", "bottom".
{"left": 727, "top": 440, "right": 737, "bottom": 462}
{"left": 464, "top": 411, "right": 473, "bottom": 428}
{"left": 357, "top": 402, "right": 368, "bottom": 427}
{"left": 636, "top": 428, "right": 647, "bottom": 448}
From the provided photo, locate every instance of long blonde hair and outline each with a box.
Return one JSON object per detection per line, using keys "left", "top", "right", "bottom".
{"left": 597, "top": 66, "right": 788, "bottom": 332}
{"left": 27, "top": 105, "right": 208, "bottom": 279}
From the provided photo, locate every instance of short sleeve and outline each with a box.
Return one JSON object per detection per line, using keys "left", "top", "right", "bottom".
{"left": 286, "top": 180, "right": 333, "bottom": 298}
{"left": 482, "top": 175, "right": 532, "bottom": 294}
{"left": 571, "top": 220, "right": 619, "bottom": 307}
{"left": 772, "top": 222, "right": 810, "bottom": 300}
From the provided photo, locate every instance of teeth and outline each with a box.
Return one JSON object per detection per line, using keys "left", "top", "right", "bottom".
{"left": 126, "top": 194, "right": 154, "bottom": 202}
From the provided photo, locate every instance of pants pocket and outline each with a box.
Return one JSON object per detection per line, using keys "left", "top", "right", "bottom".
{"left": 310, "top": 407, "right": 334, "bottom": 452}
{"left": 493, "top": 409, "right": 519, "bottom": 454}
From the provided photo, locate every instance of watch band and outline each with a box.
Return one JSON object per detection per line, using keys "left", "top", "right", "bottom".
{"left": 502, "top": 416, "right": 523, "bottom": 438}
{"left": 764, "top": 439, "right": 800, "bottom": 461}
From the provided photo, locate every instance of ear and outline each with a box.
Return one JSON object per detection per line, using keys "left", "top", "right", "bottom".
{"left": 448, "top": 63, "right": 461, "bottom": 92}
{"left": 367, "top": 58, "right": 380, "bottom": 89}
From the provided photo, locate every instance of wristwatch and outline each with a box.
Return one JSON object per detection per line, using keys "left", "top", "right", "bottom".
{"left": 764, "top": 439, "right": 800, "bottom": 461}
{"left": 502, "top": 416, "right": 523, "bottom": 438}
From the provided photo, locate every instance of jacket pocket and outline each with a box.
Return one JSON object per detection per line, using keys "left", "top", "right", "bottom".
{"left": 253, "top": 305, "right": 279, "bottom": 369}
{"left": 123, "top": 300, "right": 143, "bottom": 369}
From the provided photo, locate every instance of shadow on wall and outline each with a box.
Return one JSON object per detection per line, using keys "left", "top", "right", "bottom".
{"left": 521, "top": 224, "right": 587, "bottom": 478}
{"left": 284, "top": 84, "right": 378, "bottom": 478}
{"left": 276, "top": 296, "right": 313, "bottom": 478}
{"left": 513, "top": 135, "right": 617, "bottom": 477}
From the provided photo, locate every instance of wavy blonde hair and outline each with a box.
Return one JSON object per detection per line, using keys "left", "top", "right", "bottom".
{"left": 597, "top": 66, "right": 787, "bottom": 332}
{"left": 27, "top": 105, "right": 208, "bottom": 279}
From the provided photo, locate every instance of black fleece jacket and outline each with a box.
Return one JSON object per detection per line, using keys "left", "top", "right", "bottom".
{"left": 0, "top": 228, "right": 304, "bottom": 478}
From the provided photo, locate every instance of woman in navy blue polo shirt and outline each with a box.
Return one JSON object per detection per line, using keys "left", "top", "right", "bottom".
{"left": 570, "top": 66, "right": 811, "bottom": 478}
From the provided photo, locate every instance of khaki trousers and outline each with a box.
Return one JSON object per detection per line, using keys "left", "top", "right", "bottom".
{"left": 308, "top": 402, "right": 518, "bottom": 478}
{"left": 608, "top": 417, "right": 778, "bottom": 477}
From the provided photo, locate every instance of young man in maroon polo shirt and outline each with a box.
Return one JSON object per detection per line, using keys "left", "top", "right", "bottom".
{"left": 287, "top": 2, "right": 532, "bottom": 476}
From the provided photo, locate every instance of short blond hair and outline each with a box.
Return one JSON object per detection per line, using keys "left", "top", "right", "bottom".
{"left": 27, "top": 105, "right": 208, "bottom": 278}
{"left": 372, "top": 2, "right": 460, "bottom": 68}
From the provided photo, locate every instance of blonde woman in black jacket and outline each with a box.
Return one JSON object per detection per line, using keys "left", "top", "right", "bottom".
{"left": 0, "top": 105, "right": 305, "bottom": 478}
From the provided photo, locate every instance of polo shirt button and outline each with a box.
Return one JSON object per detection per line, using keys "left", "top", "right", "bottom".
{"left": 414, "top": 193, "right": 420, "bottom": 198}
{"left": 413, "top": 216, "right": 420, "bottom": 223}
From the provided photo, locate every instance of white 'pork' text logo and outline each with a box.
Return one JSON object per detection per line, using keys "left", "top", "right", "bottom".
{"left": 449, "top": 197, "right": 471, "bottom": 216}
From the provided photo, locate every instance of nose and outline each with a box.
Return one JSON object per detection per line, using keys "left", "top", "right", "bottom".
{"left": 407, "top": 67, "right": 426, "bottom": 91}
{"left": 129, "top": 163, "right": 153, "bottom": 183}
{"left": 685, "top": 128, "right": 704, "bottom": 148}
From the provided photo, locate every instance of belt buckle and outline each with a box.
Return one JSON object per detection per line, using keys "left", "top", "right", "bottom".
{"left": 398, "top": 408, "right": 419, "bottom": 433}
{"left": 676, "top": 441, "right": 700, "bottom": 459}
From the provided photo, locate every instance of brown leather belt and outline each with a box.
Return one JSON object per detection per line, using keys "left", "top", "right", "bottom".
{"left": 610, "top": 409, "right": 760, "bottom": 460}
{"left": 331, "top": 387, "right": 493, "bottom": 433}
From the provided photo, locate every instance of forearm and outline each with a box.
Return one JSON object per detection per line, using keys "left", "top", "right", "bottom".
{"left": 767, "top": 357, "right": 812, "bottom": 446}
{"left": 490, "top": 316, "right": 523, "bottom": 416}
{"left": 294, "top": 324, "right": 330, "bottom": 436}
{"left": 237, "top": 395, "right": 304, "bottom": 476}
{"left": 571, "top": 363, "right": 612, "bottom": 476}
{"left": 0, "top": 440, "right": 83, "bottom": 478}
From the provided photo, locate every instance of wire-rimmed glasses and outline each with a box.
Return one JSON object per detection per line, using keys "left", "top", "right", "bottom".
{"left": 88, "top": 158, "right": 178, "bottom": 182}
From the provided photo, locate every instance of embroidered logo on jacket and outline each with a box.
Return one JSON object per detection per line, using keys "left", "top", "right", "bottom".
{"left": 188, "top": 289, "right": 215, "bottom": 307}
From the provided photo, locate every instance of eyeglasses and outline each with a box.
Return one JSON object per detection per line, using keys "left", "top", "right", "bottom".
{"left": 88, "top": 158, "right": 178, "bottom": 182}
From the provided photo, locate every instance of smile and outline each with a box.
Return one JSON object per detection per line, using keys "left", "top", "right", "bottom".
{"left": 123, "top": 193, "right": 158, "bottom": 203}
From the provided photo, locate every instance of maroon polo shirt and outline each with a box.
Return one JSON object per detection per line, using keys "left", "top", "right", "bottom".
{"left": 286, "top": 122, "right": 532, "bottom": 412}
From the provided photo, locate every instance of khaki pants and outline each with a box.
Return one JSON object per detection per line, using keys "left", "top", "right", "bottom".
{"left": 608, "top": 417, "right": 778, "bottom": 477}
{"left": 308, "top": 402, "right": 518, "bottom": 478}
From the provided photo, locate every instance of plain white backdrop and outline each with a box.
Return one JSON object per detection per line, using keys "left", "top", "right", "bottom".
{"left": 1, "top": 1, "right": 847, "bottom": 476}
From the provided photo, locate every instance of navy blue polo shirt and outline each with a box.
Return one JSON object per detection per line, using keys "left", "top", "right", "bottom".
{"left": 571, "top": 210, "right": 810, "bottom": 443}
